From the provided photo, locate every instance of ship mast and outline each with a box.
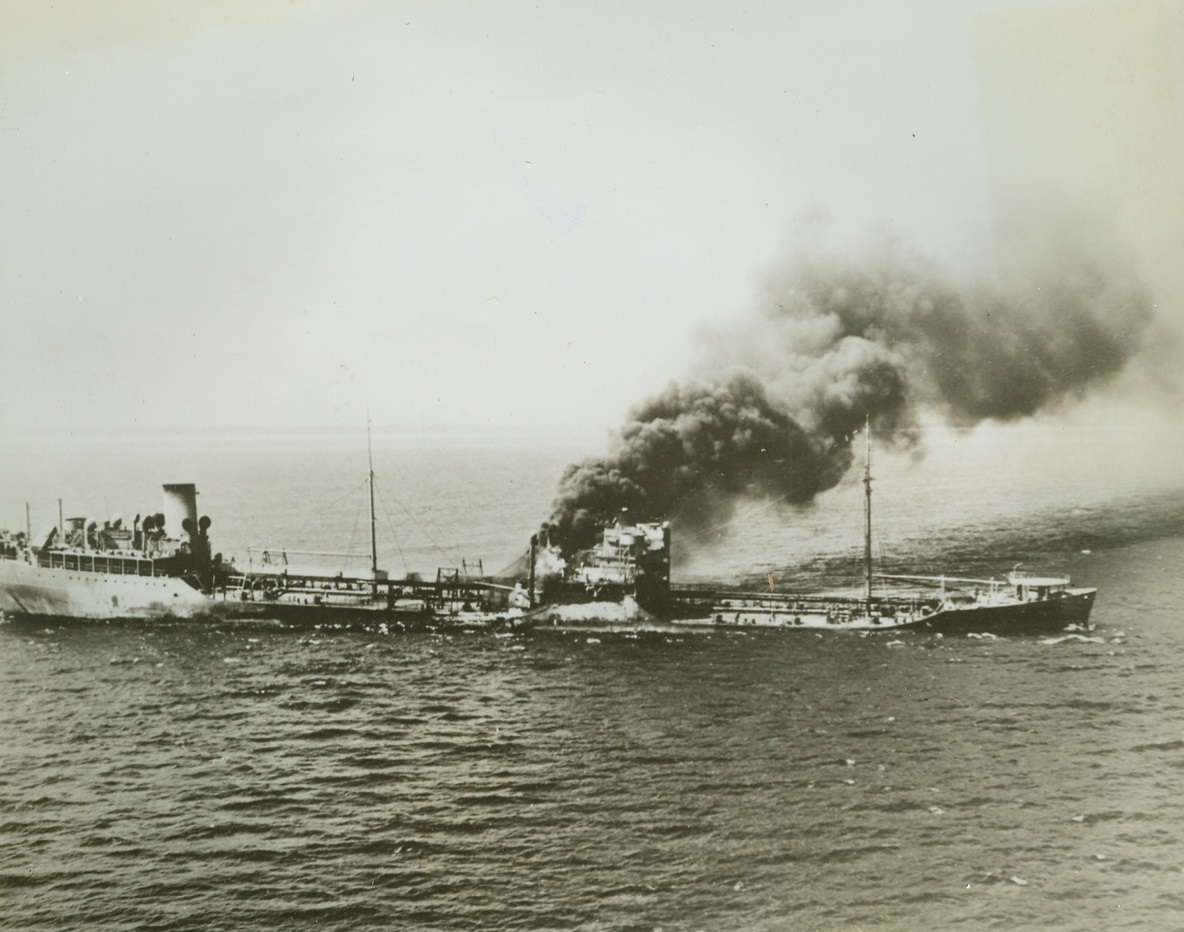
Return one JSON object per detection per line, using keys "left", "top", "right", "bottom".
{"left": 367, "top": 416, "right": 378, "bottom": 594}
{"left": 863, "top": 416, "right": 873, "bottom": 612}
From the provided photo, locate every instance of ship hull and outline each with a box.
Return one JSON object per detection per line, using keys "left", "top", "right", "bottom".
{"left": 670, "top": 598, "right": 917, "bottom": 631}
{"left": 0, "top": 559, "right": 223, "bottom": 621}
{"left": 913, "top": 588, "right": 1096, "bottom": 636}
{"left": 665, "top": 587, "right": 1096, "bottom": 635}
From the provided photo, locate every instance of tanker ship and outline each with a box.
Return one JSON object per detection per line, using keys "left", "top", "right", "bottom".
{"left": 0, "top": 426, "right": 1096, "bottom": 633}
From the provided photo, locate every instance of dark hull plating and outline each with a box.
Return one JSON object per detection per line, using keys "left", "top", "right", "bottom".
{"left": 914, "top": 589, "right": 1096, "bottom": 636}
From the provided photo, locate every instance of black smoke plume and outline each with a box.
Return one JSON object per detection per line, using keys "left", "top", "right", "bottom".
{"left": 548, "top": 234, "right": 1156, "bottom": 553}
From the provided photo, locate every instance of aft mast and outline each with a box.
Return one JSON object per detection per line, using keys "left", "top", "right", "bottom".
{"left": 863, "top": 417, "right": 873, "bottom": 613}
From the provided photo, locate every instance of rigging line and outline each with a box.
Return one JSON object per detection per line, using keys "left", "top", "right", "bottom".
{"left": 492, "top": 546, "right": 531, "bottom": 577}
{"left": 307, "top": 476, "right": 371, "bottom": 518}
{"left": 374, "top": 481, "right": 460, "bottom": 565}
{"left": 492, "top": 560, "right": 529, "bottom": 580}
{"left": 244, "top": 474, "right": 372, "bottom": 563}
{"left": 345, "top": 480, "right": 365, "bottom": 565}
{"left": 487, "top": 541, "right": 533, "bottom": 579}
{"left": 293, "top": 473, "right": 367, "bottom": 525}
{"left": 374, "top": 445, "right": 469, "bottom": 559}
{"left": 372, "top": 484, "right": 410, "bottom": 573}
{"left": 887, "top": 423, "right": 1105, "bottom": 434}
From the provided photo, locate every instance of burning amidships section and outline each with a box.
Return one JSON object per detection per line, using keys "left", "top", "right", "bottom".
{"left": 530, "top": 520, "right": 672, "bottom": 626}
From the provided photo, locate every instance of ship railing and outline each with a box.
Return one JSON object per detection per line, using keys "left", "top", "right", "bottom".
{"left": 36, "top": 550, "right": 168, "bottom": 577}
{"left": 672, "top": 584, "right": 862, "bottom": 602}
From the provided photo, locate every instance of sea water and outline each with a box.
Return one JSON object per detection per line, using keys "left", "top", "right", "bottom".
{"left": 1, "top": 431, "right": 1183, "bottom": 931}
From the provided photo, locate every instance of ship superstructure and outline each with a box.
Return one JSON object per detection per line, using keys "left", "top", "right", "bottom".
{"left": 529, "top": 520, "right": 672, "bottom": 625}
{"left": 0, "top": 484, "right": 228, "bottom": 620}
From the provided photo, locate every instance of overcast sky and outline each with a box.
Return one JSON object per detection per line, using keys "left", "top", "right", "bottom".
{"left": 2, "top": 0, "right": 1181, "bottom": 443}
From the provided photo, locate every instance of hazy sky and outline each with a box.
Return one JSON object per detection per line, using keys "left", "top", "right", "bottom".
{"left": 2, "top": 0, "right": 1181, "bottom": 442}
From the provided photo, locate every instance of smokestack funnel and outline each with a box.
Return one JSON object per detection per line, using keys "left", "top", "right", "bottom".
{"left": 162, "top": 484, "right": 199, "bottom": 540}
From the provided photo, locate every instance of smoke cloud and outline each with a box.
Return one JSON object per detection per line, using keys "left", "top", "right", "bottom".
{"left": 548, "top": 231, "right": 1157, "bottom": 553}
